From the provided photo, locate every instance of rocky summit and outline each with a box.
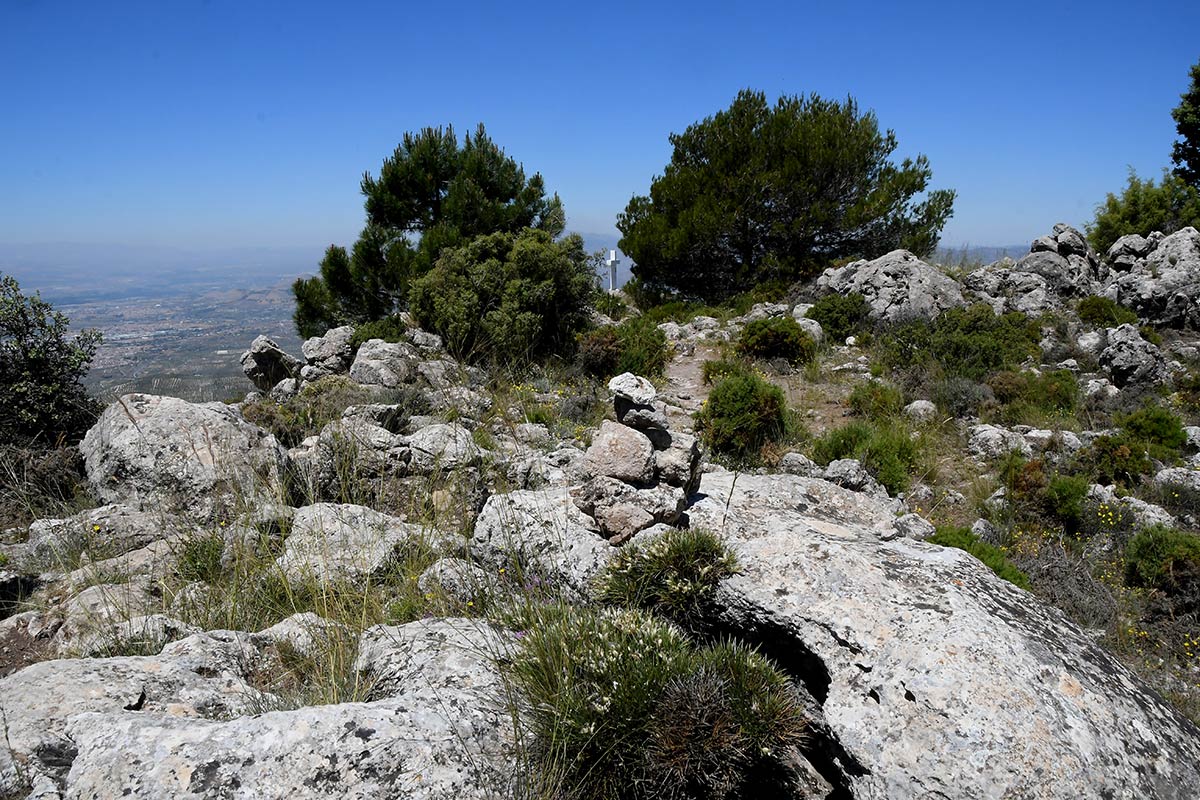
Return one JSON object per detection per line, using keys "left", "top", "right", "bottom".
{"left": 4, "top": 226, "right": 1200, "bottom": 799}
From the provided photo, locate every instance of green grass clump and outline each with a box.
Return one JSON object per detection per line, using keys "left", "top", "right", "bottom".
{"left": 177, "top": 532, "right": 226, "bottom": 584}
{"left": 506, "top": 604, "right": 808, "bottom": 799}
{"left": 596, "top": 528, "right": 737, "bottom": 629}
{"left": 697, "top": 373, "right": 790, "bottom": 461}
{"left": 928, "top": 525, "right": 1031, "bottom": 589}
{"left": 985, "top": 369, "right": 1079, "bottom": 426}
{"left": 805, "top": 292, "right": 870, "bottom": 343}
{"left": 1125, "top": 526, "right": 1200, "bottom": 592}
{"left": 594, "top": 292, "right": 629, "bottom": 321}
{"left": 1077, "top": 296, "right": 1138, "bottom": 327}
{"left": 848, "top": 380, "right": 904, "bottom": 419}
{"left": 811, "top": 421, "right": 922, "bottom": 495}
{"left": 700, "top": 357, "right": 754, "bottom": 385}
{"left": 349, "top": 315, "right": 409, "bottom": 349}
{"left": 736, "top": 317, "right": 816, "bottom": 364}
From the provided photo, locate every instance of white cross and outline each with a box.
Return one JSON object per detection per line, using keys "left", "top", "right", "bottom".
{"left": 606, "top": 249, "right": 620, "bottom": 293}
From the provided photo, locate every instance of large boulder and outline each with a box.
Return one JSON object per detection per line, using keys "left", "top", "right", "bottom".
{"left": 301, "top": 325, "right": 355, "bottom": 376}
{"left": 277, "top": 503, "right": 434, "bottom": 586}
{"left": 582, "top": 420, "right": 655, "bottom": 486}
{"left": 406, "top": 423, "right": 482, "bottom": 474}
{"left": 240, "top": 335, "right": 303, "bottom": 392}
{"left": 815, "top": 250, "right": 965, "bottom": 321}
{"left": 1106, "top": 227, "right": 1200, "bottom": 327}
{"left": 688, "top": 471, "right": 1200, "bottom": 799}
{"left": 348, "top": 338, "right": 421, "bottom": 388}
{"left": 80, "top": 394, "right": 288, "bottom": 519}
{"left": 1098, "top": 323, "right": 1168, "bottom": 388}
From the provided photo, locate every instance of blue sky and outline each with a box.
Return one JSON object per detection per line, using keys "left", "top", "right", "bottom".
{"left": 2, "top": 0, "right": 1199, "bottom": 257}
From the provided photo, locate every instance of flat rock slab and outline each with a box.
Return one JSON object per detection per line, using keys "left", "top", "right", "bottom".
{"left": 689, "top": 471, "right": 1200, "bottom": 799}
{"left": 277, "top": 503, "right": 431, "bottom": 585}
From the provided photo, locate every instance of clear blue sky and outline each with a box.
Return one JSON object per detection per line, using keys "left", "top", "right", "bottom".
{"left": 2, "top": 0, "right": 1198, "bottom": 256}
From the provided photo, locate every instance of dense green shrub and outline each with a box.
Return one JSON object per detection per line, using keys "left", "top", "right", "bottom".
{"left": 639, "top": 300, "right": 718, "bottom": 326}
{"left": 811, "top": 421, "right": 922, "bottom": 495}
{"left": 878, "top": 305, "right": 1041, "bottom": 383}
{"left": 700, "top": 357, "right": 754, "bottom": 386}
{"left": 928, "top": 526, "right": 1031, "bottom": 589}
{"left": 931, "top": 377, "right": 991, "bottom": 418}
{"left": 697, "top": 373, "right": 789, "bottom": 460}
{"left": 736, "top": 317, "right": 815, "bottom": 364}
{"left": 579, "top": 326, "right": 622, "bottom": 377}
{"left": 409, "top": 229, "right": 596, "bottom": 364}
{"left": 849, "top": 380, "right": 905, "bottom": 419}
{"left": 984, "top": 369, "right": 1078, "bottom": 425}
{"left": 1086, "top": 169, "right": 1200, "bottom": 255}
{"left": 1076, "top": 434, "right": 1153, "bottom": 487}
{"left": 1119, "top": 405, "right": 1186, "bottom": 458}
{"left": 1043, "top": 474, "right": 1091, "bottom": 532}
{"left": 1125, "top": 526, "right": 1200, "bottom": 592}
{"left": 1078, "top": 296, "right": 1138, "bottom": 327}
{"left": 805, "top": 293, "right": 870, "bottom": 343}
{"left": 349, "top": 316, "right": 408, "bottom": 349}
{"left": 507, "top": 604, "right": 808, "bottom": 799}
{"left": 615, "top": 316, "right": 670, "bottom": 377}
{"left": 597, "top": 528, "right": 737, "bottom": 629}
{"left": 1, "top": 274, "right": 102, "bottom": 444}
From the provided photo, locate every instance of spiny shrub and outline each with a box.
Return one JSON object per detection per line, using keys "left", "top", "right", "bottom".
{"left": 805, "top": 292, "right": 870, "bottom": 343}
{"left": 349, "top": 315, "right": 408, "bottom": 349}
{"left": 579, "top": 326, "right": 622, "bottom": 378}
{"left": 1076, "top": 434, "right": 1153, "bottom": 487}
{"left": 597, "top": 528, "right": 737, "bottom": 629}
{"left": 811, "top": 421, "right": 922, "bottom": 495}
{"left": 928, "top": 525, "right": 1031, "bottom": 589}
{"left": 736, "top": 317, "right": 815, "bottom": 364}
{"left": 848, "top": 380, "right": 904, "bottom": 419}
{"left": 697, "top": 373, "right": 789, "bottom": 461}
{"left": 700, "top": 357, "right": 754, "bottom": 385}
{"left": 616, "top": 315, "right": 670, "bottom": 377}
{"left": 1043, "top": 474, "right": 1091, "bottom": 532}
{"left": 1118, "top": 404, "right": 1186, "bottom": 459}
{"left": 987, "top": 370, "right": 1078, "bottom": 414}
{"left": 1078, "top": 295, "right": 1138, "bottom": 327}
{"left": 1125, "top": 526, "right": 1200, "bottom": 592}
{"left": 507, "top": 604, "right": 808, "bottom": 799}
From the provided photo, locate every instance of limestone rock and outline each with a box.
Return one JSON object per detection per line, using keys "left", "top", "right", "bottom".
{"left": 570, "top": 476, "right": 686, "bottom": 542}
{"left": 608, "top": 372, "right": 657, "bottom": 405}
{"left": 1099, "top": 323, "right": 1168, "bottom": 388}
{"left": 821, "top": 458, "right": 890, "bottom": 499}
{"left": 278, "top": 503, "right": 430, "bottom": 585}
{"left": 348, "top": 338, "right": 421, "bottom": 388}
{"left": 1106, "top": 227, "right": 1200, "bottom": 327}
{"left": 406, "top": 422, "right": 482, "bottom": 474}
{"left": 968, "top": 424, "right": 1033, "bottom": 460}
{"left": 301, "top": 325, "right": 355, "bottom": 374}
{"left": 583, "top": 420, "right": 655, "bottom": 485}
{"left": 418, "top": 558, "right": 491, "bottom": 606}
{"left": 240, "top": 335, "right": 302, "bottom": 392}
{"left": 815, "top": 250, "right": 966, "bottom": 321}
{"left": 80, "top": 394, "right": 287, "bottom": 519}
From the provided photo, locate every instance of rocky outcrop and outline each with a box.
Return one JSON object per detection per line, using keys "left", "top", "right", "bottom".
{"left": 688, "top": 471, "right": 1200, "bottom": 800}
{"left": 240, "top": 335, "right": 303, "bottom": 392}
{"left": 1098, "top": 323, "right": 1168, "bottom": 388}
{"left": 967, "top": 223, "right": 1104, "bottom": 314}
{"left": 815, "top": 250, "right": 966, "bottom": 321}
{"left": 277, "top": 503, "right": 434, "bottom": 586}
{"left": 1105, "top": 227, "right": 1200, "bottom": 328}
{"left": 349, "top": 338, "right": 422, "bottom": 388}
{"left": 80, "top": 394, "right": 288, "bottom": 519}
{"left": 300, "top": 325, "right": 356, "bottom": 380}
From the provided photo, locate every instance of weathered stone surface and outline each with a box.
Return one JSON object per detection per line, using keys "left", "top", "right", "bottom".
{"left": 1107, "top": 233, "right": 1152, "bottom": 270}
{"left": 965, "top": 267, "right": 1060, "bottom": 315}
{"left": 583, "top": 420, "right": 655, "bottom": 485}
{"left": 968, "top": 424, "right": 1033, "bottom": 460}
{"left": 80, "top": 394, "right": 287, "bottom": 519}
{"left": 570, "top": 476, "right": 686, "bottom": 541}
{"left": 278, "top": 503, "right": 430, "bottom": 585}
{"left": 470, "top": 487, "right": 610, "bottom": 597}
{"left": 406, "top": 422, "right": 482, "bottom": 473}
{"left": 653, "top": 430, "right": 701, "bottom": 490}
{"left": 301, "top": 419, "right": 410, "bottom": 498}
{"left": 348, "top": 338, "right": 421, "bottom": 388}
{"left": 1106, "top": 227, "right": 1200, "bottom": 327}
{"left": 779, "top": 451, "right": 821, "bottom": 477}
{"left": 816, "top": 250, "right": 966, "bottom": 321}
{"left": 418, "top": 558, "right": 490, "bottom": 606}
{"left": 1088, "top": 484, "right": 1176, "bottom": 531}
{"left": 688, "top": 471, "right": 1200, "bottom": 800}
{"left": 60, "top": 619, "right": 512, "bottom": 800}
{"left": 821, "top": 458, "right": 890, "bottom": 499}
{"left": 614, "top": 396, "right": 669, "bottom": 432}
{"left": 608, "top": 372, "right": 657, "bottom": 405}
{"left": 240, "top": 335, "right": 302, "bottom": 392}
{"left": 302, "top": 325, "right": 355, "bottom": 373}
{"left": 793, "top": 315, "right": 825, "bottom": 344}
{"left": 21, "top": 504, "right": 192, "bottom": 567}
{"left": 1099, "top": 323, "right": 1168, "bottom": 388}
{"left": 902, "top": 399, "right": 936, "bottom": 423}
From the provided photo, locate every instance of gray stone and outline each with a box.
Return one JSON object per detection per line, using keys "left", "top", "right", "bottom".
{"left": 22, "top": 504, "right": 193, "bottom": 567}
{"left": 822, "top": 458, "right": 890, "bottom": 498}
{"left": 240, "top": 335, "right": 303, "bottom": 392}
{"left": 1107, "top": 234, "right": 1152, "bottom": 270}
{"left": 1088, "top": 483, "right": 1177, "bottom": 531}
{"left": 406, "top": 422, "right": 481, "bottom": 474}
{"left": 570, "top": 476, "right": 686, "bottom": 541}
{"left": 779, "top": 451, "right": 821, "bottom": 477}
{"left": 968, "top": 424, "right": 1033, "bottom": 460}
{"left": 583, "top": 420, "right": 655, "bottom": 485}
{"left": 816, "top": 249, "right": 966, "bottom": 321}
{"left": 341, "top": 403, "right": 405, "bottom": 432}
{"left": 407, "top": 328, "right": 444, "bottom": 354}
{"left": 269, "top": 377, "right": 299, "bottom": 402}
{"left": 608, "top": 372, "right": 657, "bottom": 405}
{"left": 885, "top": 512, "right": 936, "bottom": 541}
{"left": 80, "top": 394, "right": 288, "bottom": 519}
{"left": 1099, "top": 324, "right": 1168, "bottom": 388}
{"left": 793, "top": 315, "right": 824, "bottom": 344}
{"left": 1107, "top": 227, "right": 1200, "bottom": 327}
{"left": 654, "top": 430, "right": 701, "bottom": 490}
{"left": 614, "top": 396, "right": 669, "bottom": 432}
{"left": 903, "top": 399, "right": 936, "bottom": 423}
{"left": 301, "top": 325, "right": 355, "bottom": 373}
{"left": 418, "top": 558, "right": 491, "bottom": 606}
{"left": 278, "top": 503, "right": 432, "bottom": 586}
{"left": 348, "top": 338, "right": 421, "bottom": 388}
{"left": 687, "top": 471, "right": 1200, "bottom": 800}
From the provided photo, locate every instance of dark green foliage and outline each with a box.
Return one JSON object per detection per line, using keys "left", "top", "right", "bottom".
{"left": 1077, "top": 434, "right": 1153, "bottom": 487}
{"left": 1118, "top": 404, "right": 1186, "bottom": 459}
{"left": 701, "top": 357, "right": 754, "bottom": 386}
{"left": 578, "top": 326, "right": 622, "bottom": 378}
{"left": 1125, "top": 526, "right": 1200, "bottom": 591}
{"left": 1172, "top": 59, "right": 1200, "bottom": 186}
{"left": 0, "top": 274, "right": 102, "bottom": 444}
{"left": 597, "top": 528, "right": 737, "bottom": 629}
{"left": 615, "top": 316, "right": 670, "bottom": 377}
{"left": 639, "top": 300, "right": 719, "bottom": 326}
{"left": 617, "top": 89, "right": 955, "bottom": 302}
{"left": 736, "top": 317, "right": 815, "bottom": 364}
{"left": 848, "top": 380, "right": 904, "bottom": 419}
{"left": 1078, "top": 296, "right": 1138, "bottom": 327}
{"left": 294, "top": 124, "right": 565, "bottom": 336}
{"left": 985, "top": 369, "right": 1078, "bottom": 424}
{"left": 930, "top": 377, "right": 991, "bottom": 418}
{"left": 811, "top": 421, "right": 922, "bottom": 495}
{"left": 1043, "top": 474, "right": 1091, "bottom": 532}
{"left": 928, "top": 526, "right": 1031, "bottom": 589}
{"left": 697, "top": 373, "right": 789, "bottom": 461}
{"left": 506, "top": 604, "right": 808, "bottom": 800}
{"left": 1086, "top": 169, "right": 1200, "bottom": 255}
{"left": 878, "top": 304, "right": 1041, "bottom": 383}
{"left": 594, "top": 293, "right": 629, "bottom": 321}
{"left": 349, "top": 315, "right": 408, "bottom": 349}
{"left": 408, "top": 229, "right": 596, "bottom": 364}
{"left": 805, "top": 293, "right": 870, "bottom": 343}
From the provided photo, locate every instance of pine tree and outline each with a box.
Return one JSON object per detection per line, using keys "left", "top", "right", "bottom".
{"left": 1171, "top": 59, "right": 1200, "bottom": 187}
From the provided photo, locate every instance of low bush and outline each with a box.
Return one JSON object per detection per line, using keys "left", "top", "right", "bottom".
{"left": 1043, "top": 474, "right": 1091, "bottom": 532}
{"left": 878, "top": 304, "right": 1041, "bottom": 383}
{"left": 931, "top": 377, "right": 992, "bottom": 418}
{"left": 578, "top": 327, "right": 622, "bottom": 378}
{"left": 1075, "top": 434, "right": 1153, "bottom": 487}
{"left": 349, "top": 315, "right": 408, "bottom": 349}
{"left": 594, "top": 292, "right": 629, "bottom": 321}
{"left": 848, "top": 380, "right": 905, "bottom": 419}
{"left": 506, "top": 604, "right": 808, "bottom": 799}
{"left": 811, "top": 421, "right": 922, "bottom": 495}
{"left": 805, "top": 293, "right": 870, "bottom": 343}
{"left": 1118, "top": 404, "right": 1186, "bottom": 459}
{"left": 696, "top": 373, "right": 790, "bottom": 461}
{"left": 1077, "top": 296, "right": 1138, "bottom": 327}
{"left": 737, "top": 317, "right": 816, "bottom": 364}
{"left": 0, "top": 443, "right": 92, "bottom": 529}
{"left": 1125, "top": 526, "right": 1200, "bottom": 592}
{"left": 596, "top": 528, "right": 737, "bottom": 629}
{"left": 616, "top": 316, "right": 670, "bottom": 377}
{"left": 985, "top": 369, "right": 1079, "bottom": 425}
{"left": 928, "top": 525, "right": 1031, "bottom": 589}
{"left": 700, "top": 357, "right": 754, "bottom": 385}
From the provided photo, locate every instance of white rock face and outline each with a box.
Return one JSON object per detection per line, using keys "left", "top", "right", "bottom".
{"left": 1106, "top": 227, "right": 1200, "bottom": 327}
{"left": 277, "top": 503, "right": 431, "bottom": 585}
{"left": 406, "top": 422, "right": 481, "bottom": 473}
{"left": 1099, "top": 324, "right": 1168, "bottom": 388}
{"left": 348, "top": 338, "right": 421, "bottom": 387}
{"left": 301, "top": 325, "right": 355, "bottom": 374}
{"left": 968, "top": 424, "right": 1033, "bottom": 460}
{"left": 80, "top": 394, "right": 288, "bottom": 519}
{"left": 688, "top": 472, "right": 1200, "bottom": 800}
{"left": 816, "top": 249, "right": 966, "bottom": 321}
{"left": 583, "top": 420, "right": 655, "bottom": 486}
{"left": 607, "top": 372, "right": 657, "bottom": 405}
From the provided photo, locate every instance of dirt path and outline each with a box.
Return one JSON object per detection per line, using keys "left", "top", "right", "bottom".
{"left": 660, "top": 341, "right": 722, "bottom": 431}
